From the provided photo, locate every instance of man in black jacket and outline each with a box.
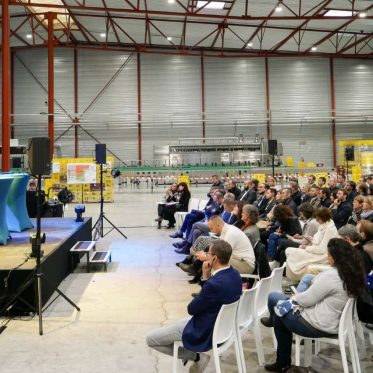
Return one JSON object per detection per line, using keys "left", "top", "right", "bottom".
{"left": 346, "top": 180, "right": 359, "bottom": 204}
{"left": 227, "top": 180, "right": 241, "bottom": 200}
{"left": 281, "top": 188, "right": 299, "bottom": 216}
{"left": 332, "top": 189, "right": 353, "bottom": 229}
{"left": 237, "top": 180, "right": 251, "bottom": 201}
{"left": 254, "top": 183, "right": 269, "bottom": 213}
{"left": 319, "top": 187, "right": 332, "bottom": 208}
{"left": 260, "top": 188, "right": 277, "bottom": 220}
{"left": 207, "top": 175, "right": 223, "bottom": 198}
{"left": 289, "top": 179, "right": 302, "bottom": 206}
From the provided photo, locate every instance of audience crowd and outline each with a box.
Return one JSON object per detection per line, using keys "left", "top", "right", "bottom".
{"left": 148, "top": 173, "right": 373, "bottom": 373}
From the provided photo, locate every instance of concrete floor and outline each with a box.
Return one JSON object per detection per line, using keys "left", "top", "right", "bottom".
{"left": 0, "top": 184, "right": 372, "bottom": 373}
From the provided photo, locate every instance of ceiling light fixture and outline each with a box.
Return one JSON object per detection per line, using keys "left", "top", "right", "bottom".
{"left": 324, "top": 10, "right": 356, "bottom": 17}
{"left": 167, "top": 36, "right": 172, "bottom": 41}
{"left": 26, "top": 34, "right": 32, "bottom": 39}
{"left": 247, "top": 42, "right": 253, "bottom": 48}
{"left": 100, "top": 33, "right": 106, "bottom": 37}
{"left": 168, "top": 0, "right": 175, "bottom": 3}
{"left": 359, "top": 12, "right": 366, "bottom": 18}
{"left": 275, "top": 5, "right": 282, "bottom": 12}
{"left": 311, "top": 46, "right": 318, "bottom": 51}
{"left": 197, "top": 1, "right": 225, "bottom": 10}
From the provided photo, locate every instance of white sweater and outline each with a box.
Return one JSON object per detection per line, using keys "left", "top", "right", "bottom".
{"left": 220, "top": 224, "right": 255, "bottom": 268}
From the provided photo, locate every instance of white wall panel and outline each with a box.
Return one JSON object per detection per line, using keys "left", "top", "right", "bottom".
{"left": 334, "top": 59, "right": 373, "bottom": 142}
{"left": 141, "top": 54, "right": 202, "bottom": 163}
{"left": 269, "top": 58, "right": 333, "bottom": 166}
{"left": 204, "top": 58, "right": 267, "bottom": 140}
{"left": 77, "top": 50, "right": 138, "bottom": 164}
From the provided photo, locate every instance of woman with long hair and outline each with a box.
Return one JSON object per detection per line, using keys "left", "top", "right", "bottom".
{"left": 233, "top": 200, "right": 249, "bottom": 229}
{"left": 266, "top": 205, "right": 302, "bottom": 260}
{"left": 261, "top": 238, "right": 366, "bottom": 373}
{"left": 162, "top": 182, "right": 191, "bottom": 229}
{"left": 155, "top": 183, "right": 178, "bottom": 227}
{"left": 241, "top": 204, "right": 260, "bottom": 246}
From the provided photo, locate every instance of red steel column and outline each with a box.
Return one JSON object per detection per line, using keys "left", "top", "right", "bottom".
{"left": 48, "top": 12, "right": 55, "bottom": 157}
{"left": 330, "top": 58, "right": 337, "bottom": 168}
{"left": 201, "top": 52, "right": 206, "bottom": 143}
{"left": 265, "top": 57, "right": 271, "bottom": 140}
{"left": 137, "top": 53, "right": 142, "bottom": 165}
{"left": 74, "top": 49, "right": 79, "bottom": 158}
{"left": 2, "top": 0, "right": 11, "bottom": 172}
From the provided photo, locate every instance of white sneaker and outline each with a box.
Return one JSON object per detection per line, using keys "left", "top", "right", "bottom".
{"left": 189, "top": 353, "right": 210, "bottom": 373}
{"left": 269, "top": 260, "right": 280, "bottom": 271}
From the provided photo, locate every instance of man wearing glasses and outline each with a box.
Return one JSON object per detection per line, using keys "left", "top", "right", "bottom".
{"left": 146, "top": 240, "right": 242, "bottom": 373}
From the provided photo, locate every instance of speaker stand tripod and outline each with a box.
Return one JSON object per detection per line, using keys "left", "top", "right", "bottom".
{"left": 0, "top": 175, "right": 80, "bottom": 335}
{"left": 92, "top": 164, "right": 128, "bottom": 241}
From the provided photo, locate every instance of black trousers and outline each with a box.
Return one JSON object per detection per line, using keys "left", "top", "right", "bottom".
{"left": 157, "top": 204, "right": 165, "bottom": 217}
{"left": 274, "top": 240, "right": 301, "bottom": 265}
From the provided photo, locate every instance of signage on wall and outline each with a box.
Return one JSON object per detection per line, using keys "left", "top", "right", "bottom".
{"left": 221, "top": 153, "right": 230, "bottom": 163}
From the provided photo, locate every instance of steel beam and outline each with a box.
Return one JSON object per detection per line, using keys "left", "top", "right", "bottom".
{"left": 9, "top": 2, "right": 373, "bottom": 22}
{"left": 330, "top": 58, "right": 337, "bottom": 168}
{"left": 2, "top": 0, "right": 11, "bottom": 172}
{"left": 137, "top": 53, "right": 142, "bottom": 165}
{"left": 10, "top": 51, "right": 15, "bottom": 140}
{"left": 48, "top": 12, "right": 55, "bottom": 157}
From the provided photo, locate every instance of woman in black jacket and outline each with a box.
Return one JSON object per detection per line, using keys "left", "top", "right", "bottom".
{"left": 155, "top": 183, "right": 178, "bottom": 227}
{"left": 162, "top": 182, "right": 191, "bottom": 229}
{"left": 267, "top": 205, "right": 302, "bottom": 260}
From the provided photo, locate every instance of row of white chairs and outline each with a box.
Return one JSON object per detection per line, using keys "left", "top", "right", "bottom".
{"left": 173, "top": 264, "right": 373, "bottom": 373}
{"left": 175, "top": 198, "right": 209, "bottom": 230}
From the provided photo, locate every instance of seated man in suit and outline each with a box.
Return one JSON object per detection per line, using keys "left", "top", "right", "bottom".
{"left": 146, "top": 240, "right": 242, "bottom": 373}
{"left": 254, "top": 182, "right": 269, "bottom": 212}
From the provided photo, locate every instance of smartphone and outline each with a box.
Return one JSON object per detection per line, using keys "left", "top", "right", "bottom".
{"left": 290, "top": 285, "right": 297, "bottom": 294}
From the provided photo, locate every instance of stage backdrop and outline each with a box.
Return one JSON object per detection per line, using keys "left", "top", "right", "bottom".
{"left": 45, "top": 157, "right": 114, "bottom": 203}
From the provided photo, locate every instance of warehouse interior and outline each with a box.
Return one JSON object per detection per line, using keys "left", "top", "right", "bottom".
{"left": 1, "top": 1, "right": 373, "bottom": 373}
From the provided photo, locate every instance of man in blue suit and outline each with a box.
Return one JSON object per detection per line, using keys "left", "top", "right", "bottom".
{"left": 146, "top": 240, "right": 242, "bottom": 373}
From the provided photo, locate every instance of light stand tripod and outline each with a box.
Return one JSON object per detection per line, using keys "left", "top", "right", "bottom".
{"left": 92, "top": 163, "right": 127, "bottom": 241}
{"left": 0, "top": 175, "right": 80, "bottom": 335}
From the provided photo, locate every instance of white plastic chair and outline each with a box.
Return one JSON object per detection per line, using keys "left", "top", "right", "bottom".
{"left": 239, "top": 241, "right": 260, "bottom": 287}
{"left": 236, "top": 287, "right": 262, "bottom": 372}
{"left": 175, "top": 198, "right": 200, "bottom": 230}
{"left": 269, "top": 263, "right": 286, "bottom": 349}
{"left": 295, "top": 298, "right": 360, "bottom": 373}
{"left": 198, "top": 199, "right": 209, "bottom": 210}
{"left": 251, "top": 276, "right": 273, "bottom": 366}
{"left": 172, "top": 300, "right": 242, "bottom": 373}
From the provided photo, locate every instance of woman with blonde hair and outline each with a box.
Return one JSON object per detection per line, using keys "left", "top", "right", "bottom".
{"left": 362, "top": 195, "right": 373, "bottom": 221}
{"left": 300, "top": 184, "right": 312, "bottom": 203}
{"left": 155, "top": 183, "right": 179, "bottom": 226}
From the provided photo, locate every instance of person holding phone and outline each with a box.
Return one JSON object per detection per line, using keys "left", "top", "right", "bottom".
{"left": 146, "top": 240, "right": 242, "bottom": 373}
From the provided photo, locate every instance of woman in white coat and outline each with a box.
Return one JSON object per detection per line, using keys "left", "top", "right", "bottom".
{"left": 286, "top": 207, "right": 339, "bottom": 281}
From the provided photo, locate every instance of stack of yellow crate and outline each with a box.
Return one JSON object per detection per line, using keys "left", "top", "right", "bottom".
{"left": 45, "top": 157, "right": 114, "bottom": 203}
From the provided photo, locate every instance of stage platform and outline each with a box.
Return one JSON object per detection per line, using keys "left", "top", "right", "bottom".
{"left": 0, "top": 217, "right": 92, "bottom": 314}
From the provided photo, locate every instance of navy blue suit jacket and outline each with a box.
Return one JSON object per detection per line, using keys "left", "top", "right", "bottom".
{"left": 182, "top": 266, "right": 242, "bottom": 352}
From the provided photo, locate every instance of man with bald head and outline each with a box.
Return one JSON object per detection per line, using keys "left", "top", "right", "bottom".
{"left": 201, "top": 215, "right": 256, "bottom": 274}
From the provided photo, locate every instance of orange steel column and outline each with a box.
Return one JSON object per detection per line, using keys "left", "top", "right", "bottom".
{"left": 137, "top": 54, "right": 142, "bottom": 165}
{"left": 48, "top": 13, "right": 55, "bottom": 157}
{"left": 2, "top": 0, "right": 11, "bottom": 172}
{"left": 330, "top": 58, "right": 337, "bottom": 168}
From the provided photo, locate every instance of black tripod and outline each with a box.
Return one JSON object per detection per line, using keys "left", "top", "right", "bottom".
{"left": 92, "top": 163, "right": 127, "bottom": 241}
{"left": 0, "top": 175, "right": 80, "bottom": 335}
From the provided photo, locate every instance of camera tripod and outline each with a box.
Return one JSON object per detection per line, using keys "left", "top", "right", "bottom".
{"left": 0, "top": 175, "right": 80, "bottom": 335}
{"left": 92, "top": 163, "right": 127, "bottom": 241}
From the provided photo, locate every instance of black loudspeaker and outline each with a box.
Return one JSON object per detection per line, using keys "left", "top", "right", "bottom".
{"left": 28, "top": 137, "right": 51, "bottom": 175}
{"left": 345, "top": 146, "right": 354, "bottom": 161}
{"left": 95, "top": 144, "right": 107, "bottom": 164}
{"left": 268, "top": 140, "right": 278, "bottom": 156}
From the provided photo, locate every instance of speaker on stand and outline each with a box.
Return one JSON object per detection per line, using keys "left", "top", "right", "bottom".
{"left": 268, "top": 140, "right": 278, "bottom": 178}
